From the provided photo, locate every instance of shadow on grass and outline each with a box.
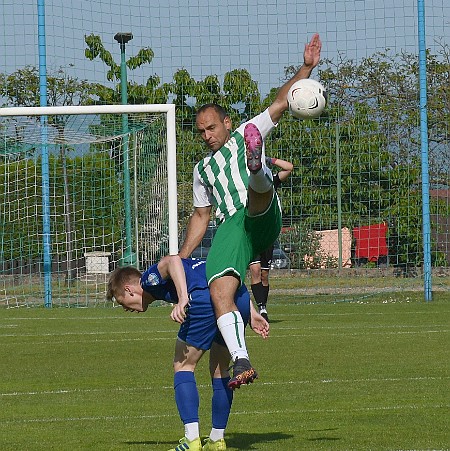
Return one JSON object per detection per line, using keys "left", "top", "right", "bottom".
{"left": 266, "top": 319, "right": 283, "bottom": 325}
{"left": 125, "top": 432, "right": 293, "bottom": 449}
{"left": 306, "top": 427, "right": 341, "bottom": 442}
{"left": 226, "top": 432, "right": 293, "bottom": 449}
{"left": 308, "top": 436, "right": 340, "bottom": 442}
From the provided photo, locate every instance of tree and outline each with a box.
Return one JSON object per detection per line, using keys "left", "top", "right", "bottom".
{"left": 81, "top": 39, "right": 450, "bottom": 266}
{"left": 0, "top": 152, "right": 122, "bottom": 263}
{"left": 281, "top": 48, "right": 450, "bottom": 266}
{"left": 316, "top": 47, "right": 450, "bottom": 184}
{"left": 84, "top": 34, "right": 169, "bottom": 105}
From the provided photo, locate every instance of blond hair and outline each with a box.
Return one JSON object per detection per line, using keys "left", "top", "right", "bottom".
{"left": 106, "top": 266, "right": 141, "bottom": 301}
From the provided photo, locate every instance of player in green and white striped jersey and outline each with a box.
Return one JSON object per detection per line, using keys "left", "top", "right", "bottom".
{"left": 178, "top": 33, "right": 322, "bottom": 391}
{"left": 193, "top": 108, "right": 275, "bottom": 224}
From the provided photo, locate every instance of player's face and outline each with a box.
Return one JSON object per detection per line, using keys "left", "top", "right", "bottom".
{"left": 116, "top": 285, "right": 150, "bottom": 313}
{"left": 196, "top": 109, "right": 231, "bottom": 152}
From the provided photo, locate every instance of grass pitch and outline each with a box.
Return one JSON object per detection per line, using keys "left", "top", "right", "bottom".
{"left": 1, "top": 293, "right": 449, "bottom": 450}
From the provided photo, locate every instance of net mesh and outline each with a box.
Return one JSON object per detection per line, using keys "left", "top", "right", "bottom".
{"left": 0, "top": 111, "right": 169, "bottom": 307}
{"left": 1, "top": 1, "right": 449, "bottom": 305}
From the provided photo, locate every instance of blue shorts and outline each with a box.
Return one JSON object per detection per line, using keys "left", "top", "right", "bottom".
{"left": 178, "top": 284, "right": 250, "bottom": 350}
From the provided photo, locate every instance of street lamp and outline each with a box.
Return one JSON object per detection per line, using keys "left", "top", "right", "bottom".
{"left": 114, "top": 32, "right": 136, "bottom": 266}
{"left": 114, "top": 32, "right": 133, "bottom": 105}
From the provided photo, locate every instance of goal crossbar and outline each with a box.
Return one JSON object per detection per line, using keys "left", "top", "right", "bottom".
{"left": 0, "top": 104, "right": 175, "bottom": 117}
{"left": 0, "top": 103, "right": 178, "bottom": 257}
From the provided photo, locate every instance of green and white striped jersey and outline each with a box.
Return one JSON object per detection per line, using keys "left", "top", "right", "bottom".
{"left": 193, "top": 109, "right": 275, "bottom": 223}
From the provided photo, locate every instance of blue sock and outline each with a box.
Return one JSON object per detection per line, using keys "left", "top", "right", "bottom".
{"left": 212, "top": 377, "right": 233, "bottom": 429}
{"left": 174, "top": 371, "right": 199, "bottom": 424}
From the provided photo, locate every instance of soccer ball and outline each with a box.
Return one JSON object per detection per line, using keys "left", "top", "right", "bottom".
{"left": 287, "top": 79, "right": 327, "bottom": 119}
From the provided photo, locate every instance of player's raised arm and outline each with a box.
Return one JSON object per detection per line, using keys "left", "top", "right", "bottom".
{"left": 268, "top": 33, "right": 322, "bottom": 124}
{"left": 267, "top": 156, "right": 294, "bottom": 183}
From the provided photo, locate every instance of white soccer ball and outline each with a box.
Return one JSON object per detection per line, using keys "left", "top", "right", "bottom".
{"left": 287, "top": 79, "right": 327, "bottom": 119}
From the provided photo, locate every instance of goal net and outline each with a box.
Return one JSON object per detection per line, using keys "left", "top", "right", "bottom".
{"left": 0, "top": 104, "right": 177, "bottom": 308}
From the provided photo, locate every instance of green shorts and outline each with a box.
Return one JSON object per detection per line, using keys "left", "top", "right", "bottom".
{"left": 206, "top": 193, "right": 282, "bottom": 285}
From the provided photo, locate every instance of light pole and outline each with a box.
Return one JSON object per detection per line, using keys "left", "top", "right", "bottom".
{"left": 114, "top": 32, "right": 136, "bottom": 266}
{"left": 114, "top": 33, "right": 133, "bottom": 104}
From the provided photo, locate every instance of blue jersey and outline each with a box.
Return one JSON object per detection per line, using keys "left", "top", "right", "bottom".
{"left": 140, "top": 258, "right": 250, "bottom": 350}
{"left": 140, "top": 258, "right": 209, "bottom": 302}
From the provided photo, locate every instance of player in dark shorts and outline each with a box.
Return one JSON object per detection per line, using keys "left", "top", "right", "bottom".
{"left": 249, "top": 156, "right": 293, "bottom": 322}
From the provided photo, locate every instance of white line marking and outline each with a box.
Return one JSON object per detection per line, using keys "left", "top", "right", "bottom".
{"left": 1, "top": 321, "right": 448, "bottom": 339}
{"left": 1, "top": 404, "right": 448, "bottom": 425}
{"left": 270, "top": 329, "right": 449, "bottom": 338}
{"left": 2, "top": 376, "right": 448, "bottom": 397}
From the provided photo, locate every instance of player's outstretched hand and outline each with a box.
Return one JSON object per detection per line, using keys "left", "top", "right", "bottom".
{"left": 303, "top": 33, "right": 321, "bottom": 69}
{"left": 250, "top": 311, "right": 270, "bottom": 339}
{"left": 170, "top": 300, "right": 188, "bottom": 324}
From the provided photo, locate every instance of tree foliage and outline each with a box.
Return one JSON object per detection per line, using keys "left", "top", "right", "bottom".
{"left": 1, "top": 40, "right": 449, "bottom": 267}
{"left": 84, "top": 34, "right": 168, "bottom": 105}
{"left": 0, "top": 65, "right": 96, "bottom": 108}
{"left": 0, "top": 152, "right": 121, "bottom": 259}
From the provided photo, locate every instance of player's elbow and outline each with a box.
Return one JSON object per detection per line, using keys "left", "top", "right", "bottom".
{"left": 161, "top": 254, "right": 180, "bottom": 265}
{"left": 192, "top": 207, "right": 212, "bottom": 226}
{"left": 268, "top": 99, "right": 288, "bottom": 124}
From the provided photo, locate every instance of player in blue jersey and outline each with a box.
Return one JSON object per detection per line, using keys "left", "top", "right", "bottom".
{"left": 178, "top": 34, "right": 322, "bottom": 389}
{"left": 106, "top": 255, "right": 269, "bottom": 451}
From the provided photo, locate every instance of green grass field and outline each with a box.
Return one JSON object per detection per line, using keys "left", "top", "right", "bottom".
{"left": 1, "top": 293, "right": 449, "bottom": 450}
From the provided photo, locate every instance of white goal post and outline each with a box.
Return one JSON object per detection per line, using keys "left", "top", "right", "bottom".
{"left": 0, "top": 104, "right": 178, "bottom": 307}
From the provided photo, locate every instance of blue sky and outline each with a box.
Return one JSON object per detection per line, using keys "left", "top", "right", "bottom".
{"left": 1, "top": 0, "right": 450, "bottom": 96}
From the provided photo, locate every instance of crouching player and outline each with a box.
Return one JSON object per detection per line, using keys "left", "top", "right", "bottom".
{"left": 106, "top": 255, "right": 269, "bottom": 451}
